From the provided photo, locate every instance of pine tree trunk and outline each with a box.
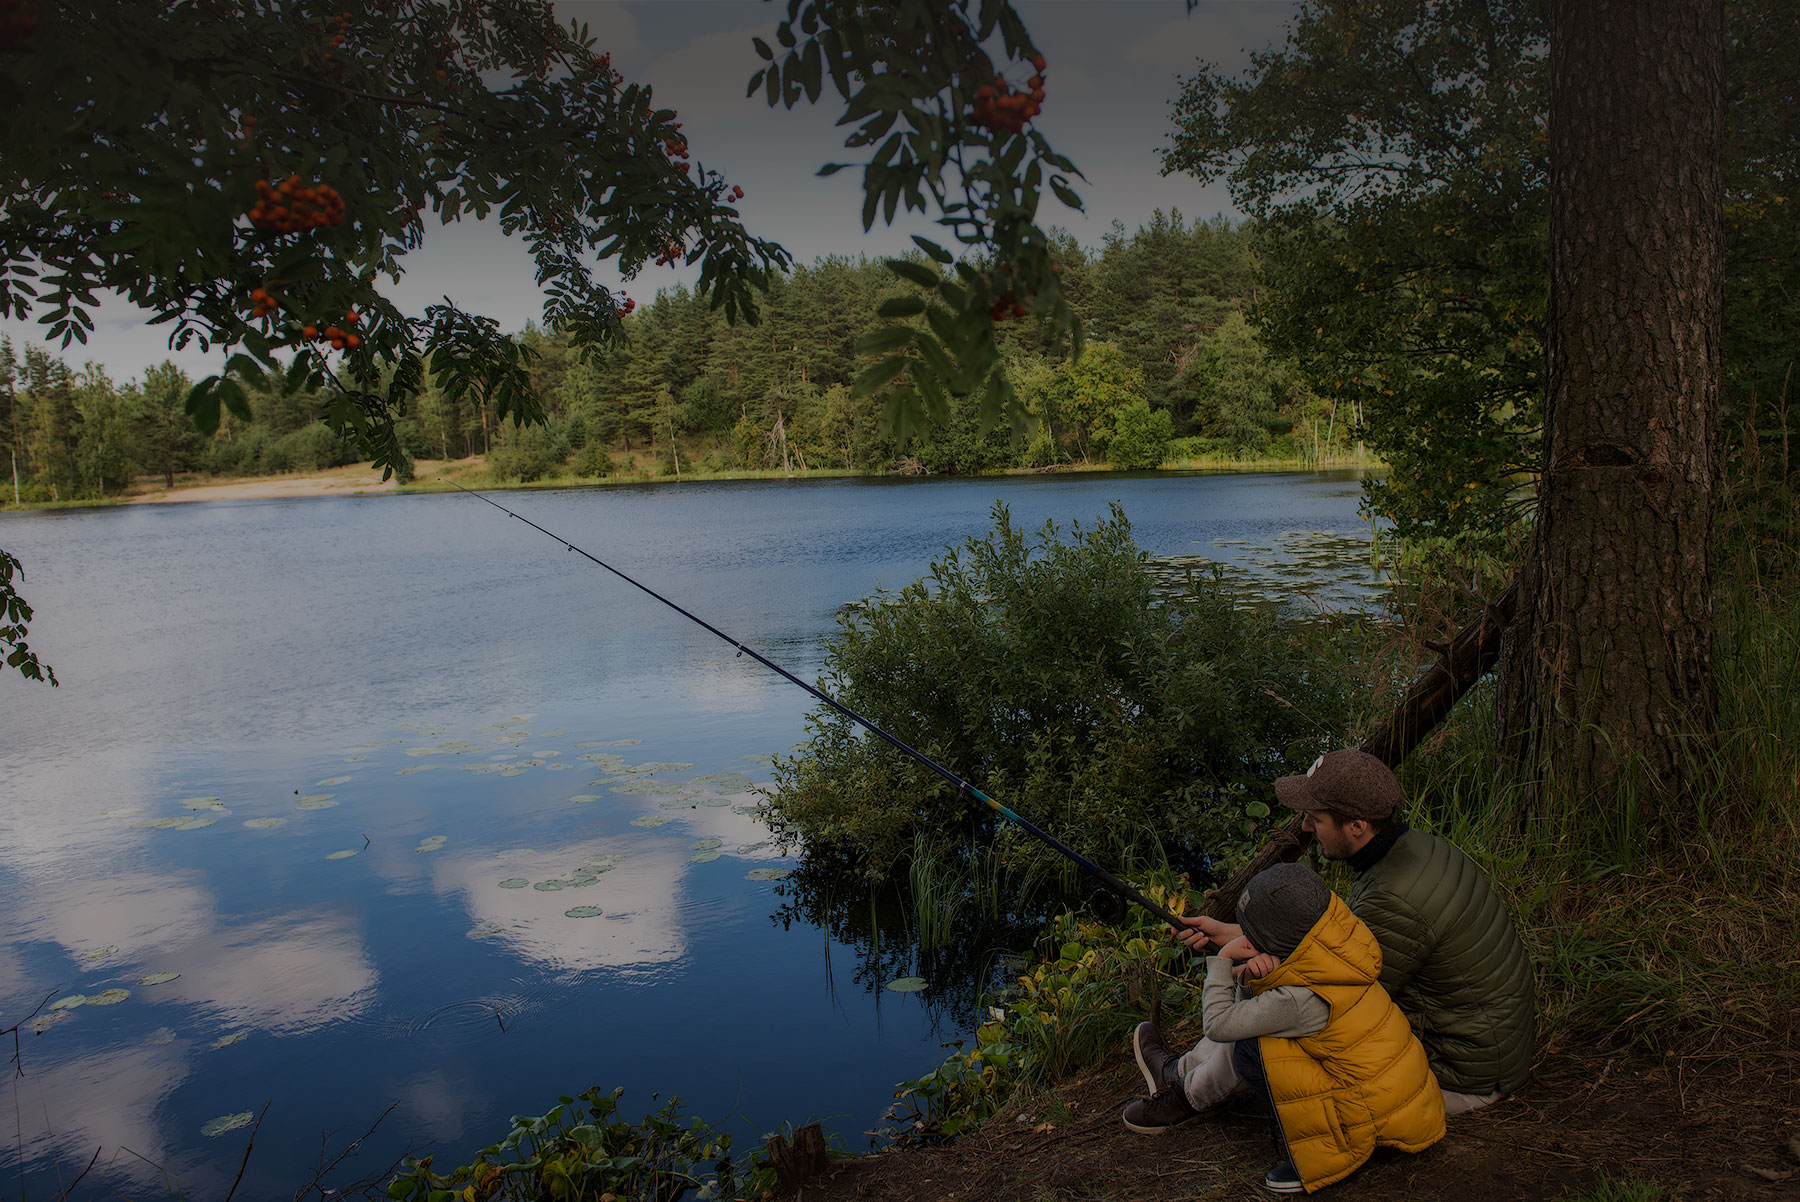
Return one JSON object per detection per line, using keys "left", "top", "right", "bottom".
{"left": 1497, "top": 0, "right": 1723, "bottom": 809}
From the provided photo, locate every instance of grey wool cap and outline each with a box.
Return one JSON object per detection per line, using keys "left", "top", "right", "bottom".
{"left": 1236, "top": 862, "right": 1332, "bottom": 960}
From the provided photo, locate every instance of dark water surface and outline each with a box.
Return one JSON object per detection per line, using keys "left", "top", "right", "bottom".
{"left": 0, "top": 471, "right": 1377, "bottom": 1197}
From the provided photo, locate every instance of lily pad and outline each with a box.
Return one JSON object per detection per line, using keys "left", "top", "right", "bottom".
{"left": 690, "top": 838, "right": 724, "bottom": 851}
{"left": 885, "top": 976, "right": 929, "bottom": 993}
{"left": 633, "top": 761, "right": 694, "bottom": 772}
{"left": 317, "top": 775, "right": 353, "bottom": 786}
{"left": 612, "top": 780, "right": 676, "bottom": 795}
{"left": 585, "top": 854, "right": 627, "bottom": 871}
{"left": 564, "top": 905, "right": 604, "bottom": 918}
{"left": 688, "top": 850, "right": 722, "bottom": 864}
{"left": 176, "top": 796, "right": 223, "bottom": 809}
{"left": 629, "top": 814, "right": 674, "bottom": 828}
{"left": 498, "top": 769, "right": 526, "bottom": 777}
{"left": 201, "top": 1111, "right": 256, "bottom": 1137}
{"left": 414, "top": 836, "right": 446, "bottom": 854}
{"left": 404, "top": 747, "right": 437, "bottom": 757}
{"left": 49, "top": 994, "right": 88, "bottom": 1011}
{"left": 295, "top": 793, "right": 337, "bottom": 805}
{"left": 243, "top": 817, "right": 282, "bottom": 830}
{"left": 209, "top": 1031, "right": 247, "bottom": 1049}
{"left": 741, "top": 753, "right": 776, "bottom": 765}
{"left": 82, "top": 946, "right": 118, "bottom": 963}
{"left": 737, "top": 841, "right": 770, "bottom": 854}
{"left": 498, "top": 878, "right": 530, "bottom": 889}
{"left": 326, "top": 849, "right": 361, "bottom": 860}
{"left": 533, "top": 879, "right": 570, "bottom": 892}
{"left": 296, "top": 797, "right": 339, "bottom": 810}
{"left": 397, "top": 765, "right": 436, "bottom": 774}
{"left": 346, "top": 754, "right": 368, "bottom": 762}
{"left": 171, "top": 816, "right": 217, "bottom": 830}
{"left": 138, "top": 972, "right": 180, "bottom": 986}
{"left": 30, "top": 1012, "right": 68, "bottom": 1033}
{"left": 466, "top": 923, "right": 503, "bottom": 939}
{"left": 130, "top": 817, "right": 182, "bottom": 830}
{"left": 699, "top": 797, "right": 733, "bottom": 808}
{"left": 744, "top": 867, "right": 792, "bottom": 882}
{"left": 87, "top": 989, "right": 130, "bottom": 1005}
{"left": 568, "top": 794, "right": 603, "bottom": 804}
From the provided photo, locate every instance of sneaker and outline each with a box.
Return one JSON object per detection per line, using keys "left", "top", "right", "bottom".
{"left": 1132, "top": 1021, "right": 1182, "bottom": 1094}
{"left": 1262, "top": 1160, "right": 1304, "bottom": 1193}
{"left": 1120, "top": 1086, "right": 1198, "bottom": 1135}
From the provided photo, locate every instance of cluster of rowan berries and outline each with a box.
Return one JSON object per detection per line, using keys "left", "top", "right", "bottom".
{"left": 665, "top": 126, "right": 691, "bottom": 174}
{"left": 326, "top": 9, "right": 350, "bottom": 49}
{"left": 249, "top": 176, "right": 346, "bottom": 234}
{"left": 972, "top": 54, "right": 1047, "bottom": 135}
{"left": 619, "top": 295, "right": 636, "bottom": 315}
{"left": 728, "top": 184, "right": 745, "bottom": 202}
{"left": 653, "top": 239, "right": 685, "bottom": 267}
{"left": 0, "top": 0, "right": 38, "bottom": 44}
{"left": 301, "top": 310, "right": 363, "bottom": 351}
{"left": 988, "top": 291, "right": 1031, "bottom": 322}
{"left": 249, "top": 287, "right": 279, "bottom": 320}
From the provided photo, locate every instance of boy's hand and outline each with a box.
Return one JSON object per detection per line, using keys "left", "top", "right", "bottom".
{"left": 1172, "top": 914, "right": 1243, "bottom": 955}
{"left": 1233, "top": 953, "right": 1284, "bottom": 984}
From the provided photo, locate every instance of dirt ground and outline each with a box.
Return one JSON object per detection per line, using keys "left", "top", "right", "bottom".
{"left": 785, "top": 1034, "right": 1800, "bottom": 1202}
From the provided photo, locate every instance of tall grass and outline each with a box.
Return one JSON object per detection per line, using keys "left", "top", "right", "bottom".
{"left": 1385, "top": 467, "right": 1800, "bottom": 1060}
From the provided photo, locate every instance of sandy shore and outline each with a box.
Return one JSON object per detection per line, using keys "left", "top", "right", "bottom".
{"left": 122, "top": 462, "right": 458, "bottom": 504}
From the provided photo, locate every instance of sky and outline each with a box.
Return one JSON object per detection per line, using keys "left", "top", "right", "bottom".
{"left": 1, "top": 0, "right": 1300, "bottom": 387}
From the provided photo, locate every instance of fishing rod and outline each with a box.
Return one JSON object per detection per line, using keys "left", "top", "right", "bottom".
{"left": 446, "top": 481, "right": 1188, "bottom": 933}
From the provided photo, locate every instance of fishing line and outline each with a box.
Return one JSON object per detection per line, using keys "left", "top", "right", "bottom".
{"left": 447, "top": 480, "right": 1186, "bottom": 932}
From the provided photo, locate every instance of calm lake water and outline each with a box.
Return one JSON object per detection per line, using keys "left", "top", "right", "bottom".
{"left": 0, "top": 471, "right": 1378, "bottom": 1197}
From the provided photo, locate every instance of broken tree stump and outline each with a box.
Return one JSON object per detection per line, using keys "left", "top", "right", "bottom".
{"left": 1200, "top": 583, "right": 1517, "bottom": 924}
{"left": 761, "top": 1120, "right": 829, "bottom": 1189}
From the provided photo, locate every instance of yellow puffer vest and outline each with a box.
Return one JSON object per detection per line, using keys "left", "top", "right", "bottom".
{"left": 1251, "top": 893, "right": 1446, "bottom": 1192}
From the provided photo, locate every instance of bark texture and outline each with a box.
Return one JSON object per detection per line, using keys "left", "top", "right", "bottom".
{"left": 1497, "top": 0, "right": 1723, "bottom": 809}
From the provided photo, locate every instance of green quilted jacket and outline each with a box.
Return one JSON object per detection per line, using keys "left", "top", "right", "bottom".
{"left": 1348, "top": 828, "right": 1537, "bottom": 1096}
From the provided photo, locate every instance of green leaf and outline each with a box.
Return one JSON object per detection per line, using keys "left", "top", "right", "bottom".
{"left": 911, "top": 236, "right": 954, "bottom": 264}
{"left": 856, "top": 325, "right": 915, "bottom": 354}
{"left": 752, "top": 35, "right": 774, "bottom": 61}
{"left": 850, "top": 355, "right": 909, "bottom": 398}
{"left": 877, "top": 295, "right": 928, "bottom": 318}
{"left": 884, "top": 258, "right": 940, "bottom": 288}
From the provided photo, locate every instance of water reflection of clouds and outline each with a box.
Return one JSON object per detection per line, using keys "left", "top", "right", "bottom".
{"left": 6, "top": 1041, "right": 194, "bottom": 1187}
{"left": 428, "top": 801, "right": 781, "bottom": 974}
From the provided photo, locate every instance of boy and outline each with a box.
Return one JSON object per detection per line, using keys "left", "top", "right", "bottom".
{"left": 1136, "top": 863, "right": 1445, "bottom": 1193}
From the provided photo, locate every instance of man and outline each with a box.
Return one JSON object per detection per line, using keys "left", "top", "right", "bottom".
{"left": 1122, "top": 749, "right": 1536, "bottom": 1134}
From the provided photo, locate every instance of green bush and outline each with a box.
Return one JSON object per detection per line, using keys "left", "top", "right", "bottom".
{"left": 764, "top": 503, "right": 1370, "bottom": 891}
{"left": 386, "top": 1087, "right": 767, "bottom": 1201}
{"left": 1107, "top": 400, "right": 1174, "bottom": 469}
{"left": 1165, "top": 435, "right": 1226, "bottom": 461}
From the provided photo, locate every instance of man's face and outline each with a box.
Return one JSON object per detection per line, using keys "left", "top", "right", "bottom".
{"left": 1299, "top": 808, "right": 1371, "bottom": 860}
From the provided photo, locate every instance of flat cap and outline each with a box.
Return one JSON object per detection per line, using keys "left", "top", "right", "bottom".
{"left": 1273, "top": 749, "right": 1405, "bottom": 821}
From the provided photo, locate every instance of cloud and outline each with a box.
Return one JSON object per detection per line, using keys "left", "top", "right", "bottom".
{"left": 642, "top": 26, "right": 772, "bottom": 125}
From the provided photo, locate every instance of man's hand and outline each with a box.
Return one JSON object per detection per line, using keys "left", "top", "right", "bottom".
{"left": 1172, "top": 914, "right": 1243, "bottom": 955}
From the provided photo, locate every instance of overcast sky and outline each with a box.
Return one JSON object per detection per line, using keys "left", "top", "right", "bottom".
{"left": 2, "top": 0, "right": 1299, "bottom": 386}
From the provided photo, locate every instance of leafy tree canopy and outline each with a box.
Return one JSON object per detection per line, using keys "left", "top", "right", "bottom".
{"left": 0, "top": 0, "right": 1099, "bottom": 483}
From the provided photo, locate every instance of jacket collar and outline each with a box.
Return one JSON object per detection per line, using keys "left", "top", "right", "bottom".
{"left": 1347, "top": 818, "right": 1410, "bottom": 875}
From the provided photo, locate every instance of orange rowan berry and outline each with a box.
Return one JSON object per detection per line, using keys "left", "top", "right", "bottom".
{"left": 345, "top": 334, "right": 361, "bottom": 349}
{"left": 303, "top": 325, "right": 318, "bottom": 338}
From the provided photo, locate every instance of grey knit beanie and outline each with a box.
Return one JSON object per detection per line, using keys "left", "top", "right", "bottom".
{"left": 1236, "top": 862, "right": 1331, "bottom": 959}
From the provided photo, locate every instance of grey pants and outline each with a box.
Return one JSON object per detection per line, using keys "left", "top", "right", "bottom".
{"left": 1173, "top": 1036, "right": 1503, "bottom": 1116}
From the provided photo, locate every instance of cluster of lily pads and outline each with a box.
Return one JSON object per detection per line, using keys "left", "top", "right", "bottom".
{"left": 27, "top": 970, "right": 183, "bottom": 1035}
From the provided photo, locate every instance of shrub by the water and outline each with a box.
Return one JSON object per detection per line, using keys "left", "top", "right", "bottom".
{"left": 764, "top": 502, "right": 1371, "bottom": 897}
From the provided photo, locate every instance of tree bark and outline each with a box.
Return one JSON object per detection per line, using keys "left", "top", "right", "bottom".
{"left": 1497, "top": 0, "right": 1724, "bottom": 811}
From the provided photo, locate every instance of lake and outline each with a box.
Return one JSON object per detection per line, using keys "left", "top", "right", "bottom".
{"left": 0, "top": 470, "right": 1379, "bottom": 1197}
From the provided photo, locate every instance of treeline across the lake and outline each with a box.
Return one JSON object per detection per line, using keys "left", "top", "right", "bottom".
{"left": 0, "top": 212, "right": 1368, "bottom": 503}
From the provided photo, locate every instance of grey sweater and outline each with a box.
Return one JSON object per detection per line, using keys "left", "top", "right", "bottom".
{"left": 1199, "top": 956, "right": 1329, "bottom": 1043}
